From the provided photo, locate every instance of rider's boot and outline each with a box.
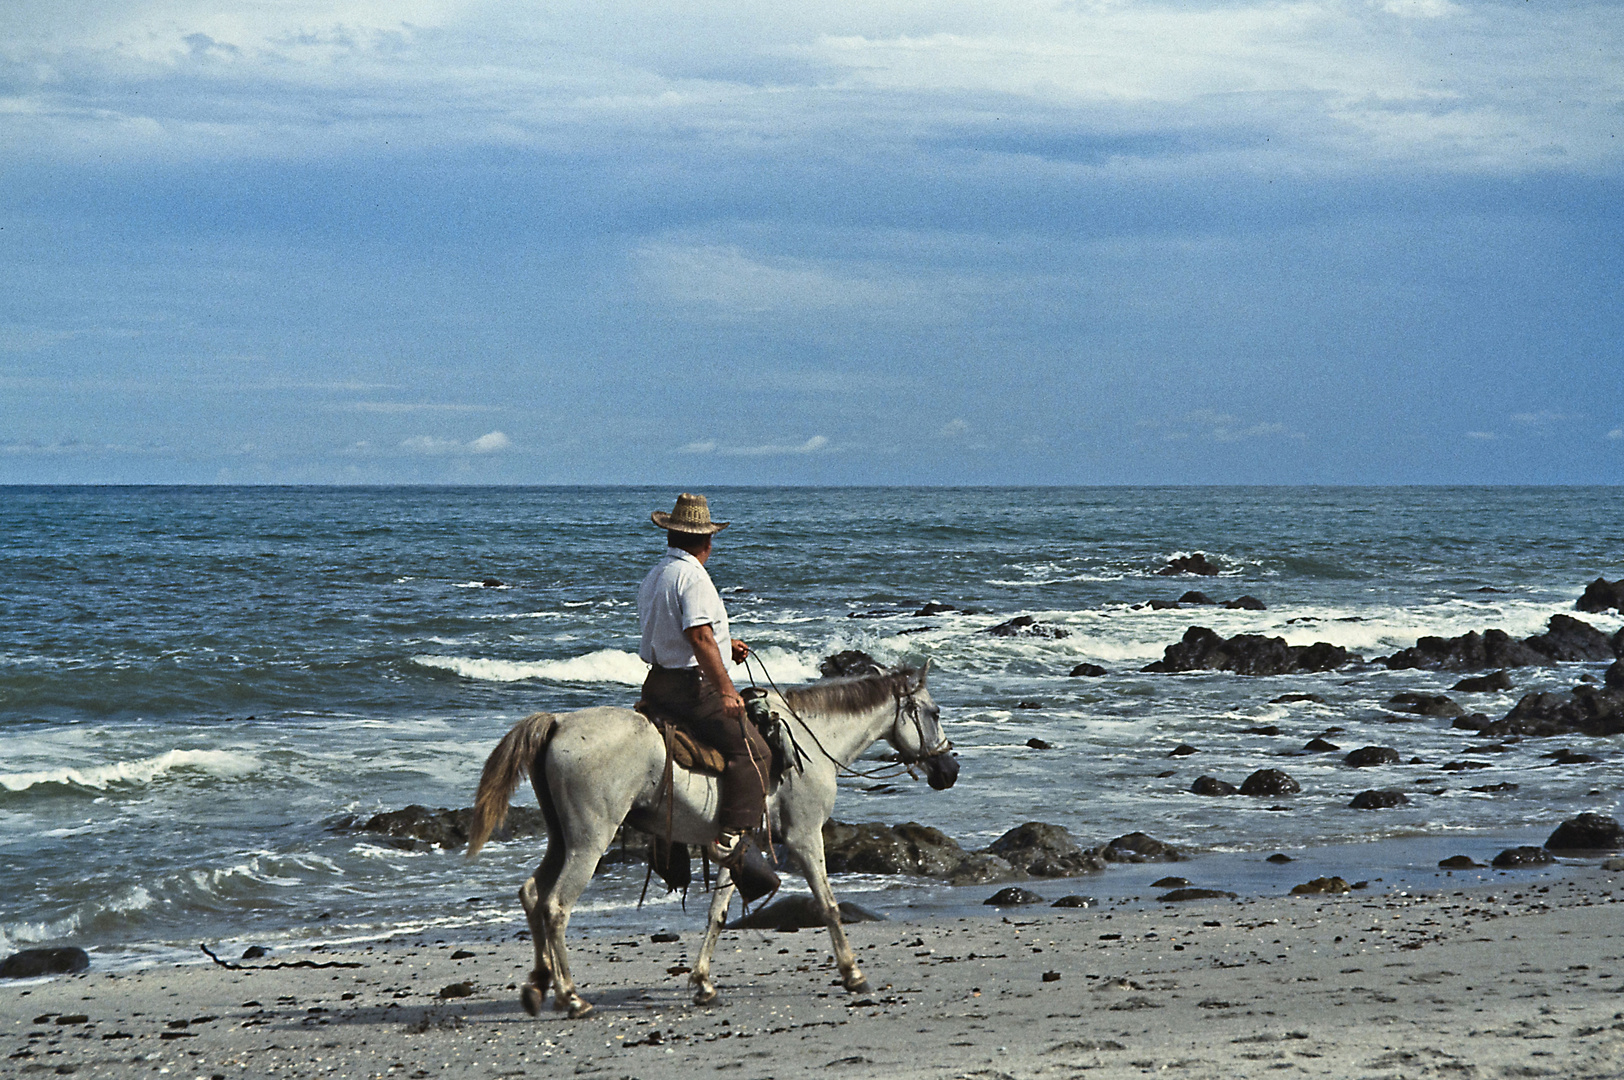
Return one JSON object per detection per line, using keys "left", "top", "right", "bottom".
{"left": 710, "top": 831, "right": 779, "bottom": 906}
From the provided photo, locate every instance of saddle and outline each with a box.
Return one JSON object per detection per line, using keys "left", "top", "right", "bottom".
{"left": 632, "top": 705, "right": 726, "bottom": 775}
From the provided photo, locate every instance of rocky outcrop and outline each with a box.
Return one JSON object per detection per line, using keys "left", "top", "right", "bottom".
{"left": 1544, "top": 813, "right": 1623, "bottom": 850}
{"left": 1142, "top": 627, "right": 1360, "bottom": 676}
{"left": 1304, "top": 738, "right": 1340, "bottom": 752}
{"left": 1387, "top": 693, "right": 1465, "bottom": 718}
{"left": 1576, "top": 577, "right": 1624, "bottom": 614}
{"left": 1453, "top": 670, "right": 1514, "bottom": 693}
{"left": 1381, "top": 615, "right": 1624, "bottom": 671}
{"left": 1291, "top": 876, "right": 1352, "bottom": 894}
{"left": 1225, "top": 595, "right": 1267, "bottom": 610}
{"left": 1479, "top": 685, "right": 1624, "bottom": 738}
{"left": 348, "top": 804, "right": 549, "bottom": 850}
{"left": 821, "top": 821, "right": 969, "bottom": 877}
{"left": 984, "top": 887, "right": 1045, "bottom": 906}
{"left": 1159, "top": 887, "right": 1235, "bottom": 901}
{"left": 1, "top": 947, "right": 90, "bottom": 979}
{"left": 1349, "top": 790, "right": 1409, "bottom": 810}
{"left": 1157, "top": 553, "right": 1220, "bottom": 576}
{"left": 1240, "top": 769, "right": 1300, "bottom": 796}
{"left": 1101, "top": 832, "right": 1186, "bottom": 862}
{"left": 1191, "top": 776, "right": 1239, "bottom": 796}
{"left": 1344, "top": 746, "right": 1400, "bottom": 767}
{"left": 728, "top": 897, "right": 885, "bottom": 930}
{"left": 1492, "top": 846, "right": 1555, "bottom": 868}
{"left": 1179, "top": 591, "right": 1216, "bottom": 605}
{"left": 1609, "top": 660, "right": 1624, "bottom": 689}
{"left": 1069, "top": 663, "right": 1108, "bottom": 677}
{"left": 985, "top": 823, "right": 1107, "bottom": 877}
{"left": 985, "top": 615, "right": 1070, "bottom": 639}
{"left": 820, "top": 650, "right": 884, "bottom": 678}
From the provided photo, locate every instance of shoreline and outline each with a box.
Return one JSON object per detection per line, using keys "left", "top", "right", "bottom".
{"left": 6, "top": 865, "right": 1622, "bottom": 1079}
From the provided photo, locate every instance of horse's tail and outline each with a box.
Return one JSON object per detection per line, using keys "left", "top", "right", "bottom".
{"left": 468, "top": 711, "right": 558, "bottom": 859}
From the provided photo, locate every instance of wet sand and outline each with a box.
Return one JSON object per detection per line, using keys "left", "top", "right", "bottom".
{"left": 5, "top": 866, "right": 1623, "bottom": 1079}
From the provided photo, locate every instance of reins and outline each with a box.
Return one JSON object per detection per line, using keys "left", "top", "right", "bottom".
{"left": 742, "top": 655, "right": 945, "bottom": 782}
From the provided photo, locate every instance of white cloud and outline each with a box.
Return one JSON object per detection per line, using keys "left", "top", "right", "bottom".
{"left": 939, "top": 418, "right": 970, "bottom": 438}
{"left": 1607, "top": 428, "right": 1623, "bottom": 440}
{"left": 399, "top": 430, "right": 511, "bottom": 454}
{"left": 1510, "top": 410, "right": 1567, "bottom": 425}
{"left": 1466, "top": 430, "right": 1497, "bottom": 440}
{"left": 714, "top": 435, "right": 831, "bottom": 456}
{"left": 679, "top": 440, "right": 717, "bottom": 454}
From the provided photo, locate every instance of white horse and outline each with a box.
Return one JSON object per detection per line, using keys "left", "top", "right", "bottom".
{"left": 467, "top": 664, "right": 957, "bottom": 1019}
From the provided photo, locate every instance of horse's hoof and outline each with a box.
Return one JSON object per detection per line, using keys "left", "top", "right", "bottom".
{"left": 567, "top": 999, "right": 595, "bottom": 1020}
{"left": 693, "top": 985, "right": 718, "bottom": 1006}
{"left": 520, "top": 985, "right": 544, "bottom": 1017}
{"left": 845, "top": 976, "right": 870, "bottom": 994}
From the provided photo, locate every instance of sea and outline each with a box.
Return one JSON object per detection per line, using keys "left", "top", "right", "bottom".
{"left": 2, "top": 486, "right": 1621, "bottom": 971}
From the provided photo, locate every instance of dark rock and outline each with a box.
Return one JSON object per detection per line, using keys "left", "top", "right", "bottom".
{"left": 819, "top": 650, "right": 884, "bottom": 678}
{"left": 1440, "top": 760, "right": 1493, "bottom": 772}
{"left": 984, "top": 887, "right": 1046, "bottom": 906}
{"left": 438, "top": 981, "right": 474, "bottom": 999}
{"left": 1152, "top": 876, "right": 1191, "bottom": 888}
{"left": 1349, "top": 789, "right": 1409, "bottom": 810}
{"left": 1270, "top": 693, "right": 1326, "bottom": 705}
{"left": 1469, "top": 782, "right": 1519, "bottom": 793}
{"left": 1480, "top": 685, "right": 1624, "bottom": 738}
{"left": 946, "top": 853, "right": 1022, "bottom": 886}
{"left": 1224, "top": 595, "right": 1267, "bottom": 610}
{"left": 1157, "top": 553, "right": 1220, "bottom": 577}
{"left": 1548, "top": 749, "right": 1599, "bottom": 764}
{"left": 357, "top": 804, "right": 549, "bottom": 850}
{"left": 1492, "top": 846, "right": 1555, "bottom": 868}
{"left": 1266, "top": 853, "right": 1294, "bottom": 864}
{"left": 1148, "top": 599, "right": 1181, "bottom": 610}
{"left": 1015, "top": 701, "right": 1043, "bottom": 710}
{"left": 1042, "top": 970, "right": 1062, "bottom": 982}
{"left": 1344, "top": 746, "right": 1400, "bottom": 768}
{"left": 1380, "top": 629, "right": 1547, "bottom": 671}
{"left": 1453, "top": 670, "right": 1514, "bottom": 693}
{"left": 1438, "top": 855, "right": 1484, "bottom": 869}
{"left": 986, "top": 615, "right": 1070, "bottom": 639}
{"left": 1576, "top": 577, "right": 1624, "bottom": 614}
{"left": 480, "top": 578, "right": 504, "bottom": 588}
{"left": 1191, "top": 775, "right": 1239, "bottom": 796}
{"left": 1525, "top": 614, "right": 1617, "bottom": 662}
{"left": 1387, "top": 692, "right": 1465, "bottom": 718}
{"left": 1051, "top": 895, "right": 1095, "bottom": 908}
{"left": 241, "top": 946, "right": 269, "bottom": 960}
{"left": 1178, "top": 591, "right": 1216, "bottom": 605}
{"left": 1158, "top": 887, "right": 1235, "bottom": 902}
{"left": 1169, "top": 743, "right": 1199, "bottom": 756}
{"left": 1142, "top": 626, "right": 1359, "bottom": 676}
{"left": 1069, "top": 663, "right": 1108, "bottom": 677}
{"left": 1608, "top": 660, "right": 1624, "bottom": 689}
{"left": 1239, "top": 769, "right": 1300, "bottom": 796}
{"left": 822, "top": 821, "right": 969, "bottom": 877}
{"left": 0, "top": 947, "right": 90, "bottom": 979}
{"left": 1103, "top": 832, "right": 1186, "bottom": 862}
{"left": 914, "top": 602, "right": 958, "bottom": 616}
{"left": 1290, "top": 876, "right": 1352, "bottom": 894}
{"left": 1544, "top": 813, "right": 1624, "bottom": 851}
{"left": 1245, "top": 725, "right": 1281, "bottom": 736}
{"left": 1304, "top": 738, "right": 1341, "bottom": 752}
{"left": 984, "top": 822, "right": 1106, "bottom": 877}
{"left": 728, "top": 897, "right": 885, "bottom": 929}
{"left": 1026, "top": 738, "right": 1054, "bottom": 750}
{"left": 1452, "top": 713, "right": 1491, "bottom": 731}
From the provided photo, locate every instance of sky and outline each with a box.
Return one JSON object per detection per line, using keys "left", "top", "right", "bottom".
{"left": 2, "top": 0, "right": 1621, "bottom": 485}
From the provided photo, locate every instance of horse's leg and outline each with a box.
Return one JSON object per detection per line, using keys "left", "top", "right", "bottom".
{"left": 786, "top": 822, "right": 869, "bottom": 993}
{"left": 518, "top": 874, "right": 552, "bottom": 1016}
{"left": 688, "top": 871, "right": 735, "bottom": 1006}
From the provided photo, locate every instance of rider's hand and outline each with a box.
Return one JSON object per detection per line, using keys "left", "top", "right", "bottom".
{"left": 730, "top": 638, "right": 749, "bottom": 664}
{"left": 721, "top": 691, "right": 746, "bottom": 721}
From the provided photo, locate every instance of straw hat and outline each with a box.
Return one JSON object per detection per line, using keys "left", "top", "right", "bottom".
{"left": 651, "top": 492, "right": 729, "bottom": 534}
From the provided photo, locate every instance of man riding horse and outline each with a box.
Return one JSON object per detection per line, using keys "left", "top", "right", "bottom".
{"left": 636, "top": 492, "right": 780, "bottom": 902}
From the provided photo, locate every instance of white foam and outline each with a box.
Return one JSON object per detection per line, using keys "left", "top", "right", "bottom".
{"left": 0, "top": 749, "right": 260, "bottom": 793}
{"left": 413, "top": 649, "right": 648, "bottom": 685}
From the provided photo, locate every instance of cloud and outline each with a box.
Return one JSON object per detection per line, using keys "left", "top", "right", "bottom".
{"left": 939, "top": 418, "right": 970, "bottom": 438}
{"left": 680, "top": 440, "right": 717, "bottom": 454}
{"left": 398, "top": 430, "right": 511, "bottom": 455}
{"left": 1141, "top": 409, "right": 1306, "bottom": 443}
{"left": 683, "top": 435, "right": 833, "bottom": 456}
{"left": 1466, "top": 430, "right": 1497, "bottom": 440}
{"left": 1608, "top": 429, "right": 1623, "bottom": 441}
{"left": 1510, "top": 410, "right": 1568, "bottom": 426}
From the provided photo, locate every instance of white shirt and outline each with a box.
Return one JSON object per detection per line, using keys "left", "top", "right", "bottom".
{"left": 637, "top": 548, "right": 730, "bottom": 668}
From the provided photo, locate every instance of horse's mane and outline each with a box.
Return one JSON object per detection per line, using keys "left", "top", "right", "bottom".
{"left": 783, "top": 668, "right": 915, "bottom": 716}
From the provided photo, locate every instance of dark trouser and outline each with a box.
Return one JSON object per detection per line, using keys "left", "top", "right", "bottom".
{"left": 641, "top": 666, "right": 769, "bottom": 834}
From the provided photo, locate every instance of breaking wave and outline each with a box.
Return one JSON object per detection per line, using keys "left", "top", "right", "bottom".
{"left": 0, "top": 749, "right": 260, "bottom": 793}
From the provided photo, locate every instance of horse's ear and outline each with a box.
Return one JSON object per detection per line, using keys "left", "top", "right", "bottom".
{"left": 913, "top": 657, "right": 931, "bottom": 689}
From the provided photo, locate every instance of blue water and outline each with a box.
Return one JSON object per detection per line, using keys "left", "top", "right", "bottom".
{"left": 2, "top": 486, "right": 1620, "bottom": 966}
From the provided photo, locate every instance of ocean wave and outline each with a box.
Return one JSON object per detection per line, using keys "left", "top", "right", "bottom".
{"left": 0, "top": 749, "right": 260, "bottom": 794}
{"left": 413, "top": 650, "right": 649, "bottom": 685}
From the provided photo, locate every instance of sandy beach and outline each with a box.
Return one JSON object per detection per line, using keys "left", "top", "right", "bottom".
{"left": 7, "top": 864, "right": 1622, "bottom": 1080}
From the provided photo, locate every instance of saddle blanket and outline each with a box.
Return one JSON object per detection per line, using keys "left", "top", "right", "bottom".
{"left": 633, "top": 705, "right": 726, "bottom": 775}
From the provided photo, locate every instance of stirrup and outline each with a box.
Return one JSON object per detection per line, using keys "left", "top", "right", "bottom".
{"left": 711, "top": 833, "right": 780, "bottom": 907}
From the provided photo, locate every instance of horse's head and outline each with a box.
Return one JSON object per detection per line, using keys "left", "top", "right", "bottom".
{"left": 887, "top": 660, "right": 959, "bottom": 790}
